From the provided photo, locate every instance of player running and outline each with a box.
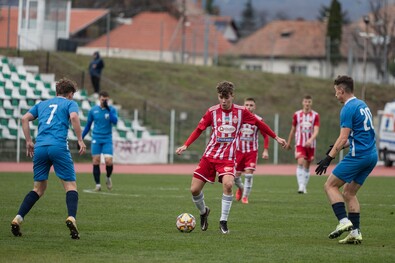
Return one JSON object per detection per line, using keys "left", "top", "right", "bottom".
{"left": 234, "top": 98, "right": 269, "bottom": 204}
{"left": 176, "top": 81, "right": 287, "bottom": 234}
{"left": 11, "top": 78, "right": 86, "bottom": 239}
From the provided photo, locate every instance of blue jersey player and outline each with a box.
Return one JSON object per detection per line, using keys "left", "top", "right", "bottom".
{"left": 82, "top": 91, "right": 118, "bottom": 191}
{"left": 11, "top": 78, "right": 86, "bottom": 239}
{"left": 315, "top": 75, "right": 378, "bottom": 244}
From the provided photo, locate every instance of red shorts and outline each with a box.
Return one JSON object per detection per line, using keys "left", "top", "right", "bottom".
{"left": 235, "top": 150, "right": 258, "bottom": 172}
{"left": 193, "top": 156, "right": 235, "bottom": 183}
{"left": 295, "top": 146, "right": 315, "bottom": 161}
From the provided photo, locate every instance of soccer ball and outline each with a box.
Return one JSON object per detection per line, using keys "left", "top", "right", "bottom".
{"left": 176, "top": 213, "right": 196, "bottom": 233}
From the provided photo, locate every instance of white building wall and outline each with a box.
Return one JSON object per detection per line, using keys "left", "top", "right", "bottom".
{"left": 239, "top": 57, "right": 394, "bottom": 85}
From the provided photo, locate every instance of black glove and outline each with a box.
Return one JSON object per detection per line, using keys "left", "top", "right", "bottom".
{"left": 325, "top": 145, "right": 334, "bottom": 155}
{"left": 315, "top": 155, "right": 334, "bottom": 175}
{"left": 103, "top": 100, "right": 110, "bottom": 111}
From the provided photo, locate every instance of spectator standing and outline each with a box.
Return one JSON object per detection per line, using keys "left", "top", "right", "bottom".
{"left": 89, "top": 51, "right": 104, "bottom": 95}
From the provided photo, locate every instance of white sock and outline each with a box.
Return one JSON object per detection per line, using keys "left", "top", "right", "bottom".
{"left": 192, "top": 192, "right": 206, "bottom": 215}
{"left": 234, "top": 176, "right": 244, "bottom": 189}
{"left": 220, "top": 194, "right": 233, "bottom": 221}
{"left": 296, "top": 165, "right": 304, "bottom": 188}
{"left": 304, "top": 168, "right": 310, "bottom": 188}
{"left": 243, "top": 174, "right": 253, "bottom": 198}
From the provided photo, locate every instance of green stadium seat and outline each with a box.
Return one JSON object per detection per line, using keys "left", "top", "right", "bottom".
{"left": 1, "top": 127, "right": 17, "bottom": 140}
{"left": 44, "top": 82, "right": 51, "bottom": 89}
{"left": 18, "top": 74, "right": 26, "bottom": 80}
{"left": 26, "top": 98, "right": 36, "bottom": 106}
{"left": 35, "top": 74, "right": 42, "bottom": 81}
{"left": 28, "top": 82, "right": 37, "bottom": 89}
{"left": 1, "top": 57, "right": 9, "bottom": 64}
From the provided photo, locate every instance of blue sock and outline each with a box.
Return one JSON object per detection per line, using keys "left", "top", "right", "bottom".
{"left": 93, "top": 165, "right": 100, "bottom": 184}
{"left": 348, "top": 212, "right": 360, "bottom": 229}
{"left": 331, "top": 202, "right": 347, "bottom": 221}
{"left": 66, "top": 190, "right": 78, "bottom": 218}
{"left": 106, "top": 165, "right": 113, "bottom": 178}
{"left": 17, "top": 191, "right": 40, "bottom": 218}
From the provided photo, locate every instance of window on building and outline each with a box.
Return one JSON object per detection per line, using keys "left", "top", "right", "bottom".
{"left": 245, "top": 64, "right": 262, "bottom": 71}
{"left": 290, "top": 65, "right": 307, "bottom": 75}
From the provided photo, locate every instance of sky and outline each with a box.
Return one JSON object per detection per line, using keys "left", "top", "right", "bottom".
{"left": 214, "top": 0, "right": 374, "bottom": 22}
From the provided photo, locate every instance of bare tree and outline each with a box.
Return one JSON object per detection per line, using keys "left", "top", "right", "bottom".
{"left": 353, "top": 0, "right": 395, "bottom": 82}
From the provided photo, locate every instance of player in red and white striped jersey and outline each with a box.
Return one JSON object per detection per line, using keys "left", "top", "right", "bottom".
{"left": 176, "top": 81, "right": 286, "bottom": 234}
{"left": 286, "top": 95, "right": 320, "bottom": 194}
{"left": 234, "top": 98, "right": 269, "bottom": 204}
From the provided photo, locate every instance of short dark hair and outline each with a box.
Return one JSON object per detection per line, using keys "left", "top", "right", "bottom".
{"left": 99, "top": 91, "right": 109, "bottom": 97}
{"left": 56, "top": 78, "right": 77, "bottom": 96}
{"left": 216, "top": 81, "right": 234, "bottom": 97}
{"left": 245, "top": 97, "right": 255, "bottom": 103}
{"left": 334, "top": 75, "right": 354, "bottom": 93}
{"left": 304, "top": 95, "right": 312, "bottom": 100}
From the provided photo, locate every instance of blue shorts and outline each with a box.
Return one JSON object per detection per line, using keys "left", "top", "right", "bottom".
{"left": 91, "top": 139, "right": 113, "bottom": 156}
{"left": 33, "top": 145, "right": 76, "bottom": 182}
{"left": 332, "top": 151, "right": 378, "bottom": 185}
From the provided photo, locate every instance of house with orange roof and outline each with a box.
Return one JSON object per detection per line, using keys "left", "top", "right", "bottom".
{"left": 228, "top": 18, "right": 395, "bottom": 85}
{"left": 77, "top": 11, "right": 234, "bottom": 66}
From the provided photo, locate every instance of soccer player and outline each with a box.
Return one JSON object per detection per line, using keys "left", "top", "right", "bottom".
{"left": 234, "top": 98, "right": 269, "bottom": 204}
{"left": 316, "top": 75, "right": 377, "bottom": 244}
{"left": 11, "top": 78, "right": 86, "bottom": 239}
{"left": 176, "top": 81, "right": 287, "bottom": 234}
{"left": 285, "top": 95, "right": 320, "bottom": 194}
{"left": 82, "top": 91, "right": 118, "bottom": 191}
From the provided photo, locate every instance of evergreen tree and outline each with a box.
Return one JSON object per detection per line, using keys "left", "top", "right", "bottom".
{"left": 205, "top": 0, "right": 219, "bottom": 15}
{"left": 239, "top": 0, "right": 257, "bottom": 38}
{"left": 326, "top": 0, "right": 343, "bottom": 67}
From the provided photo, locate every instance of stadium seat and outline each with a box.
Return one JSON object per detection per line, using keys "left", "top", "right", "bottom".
{"left": 67, "top": 129, "right": 77, "bottom": 141}
{"left": 81, "top": 100, "right": 91, "bottom": 111}
{"left": 0, "top": 117, "right": 8, "bottom": 128}
{"left": 0, "top": 87, "right": 10, "bottom": 99}
{"left": 3, "top": 99, "right": 14, "bottom": 109}
{"left": 8, "top": 118, "right": 18, "bottom": 130}
{"left": 1, "top": 127, "right": 17, "bottom": 139}
{"left": 0, "top": 108, "right": 8, "bottom": 118}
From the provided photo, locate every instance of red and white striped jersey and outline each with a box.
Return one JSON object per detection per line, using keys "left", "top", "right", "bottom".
{"left": 237, "top": 114, "right": 264, "bottom": 153}
{"left": 292, "top": 110, "right": 320, "bottom": 147}
{"left": 197, "top": 104, "right": 275, "bottom": 161}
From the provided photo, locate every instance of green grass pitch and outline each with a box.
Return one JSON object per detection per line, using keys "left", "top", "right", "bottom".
{"left": 1, "top": 172, "right": 394, "bottom": 262}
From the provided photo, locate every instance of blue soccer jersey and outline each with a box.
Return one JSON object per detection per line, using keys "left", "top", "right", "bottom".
{"left": 340, "top": 97, "right": 376, "bottom": 156}
{"left": 83, "top": 105, "right": 118, "bottom": 142}
{"left": 29, "top": 97, "right": 79, "bottom": 147}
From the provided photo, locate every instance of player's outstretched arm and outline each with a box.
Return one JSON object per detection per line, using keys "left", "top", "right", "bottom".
{"left": 176, "top": 145, "right": 188, "bottom": 155}
{"left": 275, "top": 136, "right": 287, "bottom": 148}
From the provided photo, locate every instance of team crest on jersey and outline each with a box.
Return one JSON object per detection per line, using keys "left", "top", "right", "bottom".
{"left": 233, "top": 116, "right": 238, "bottom": 124}
{"left": 224, "top": 166, "right": 233, "bottom": 172}
{"left": 218, "top": 125, "right": 236, "bottom": 134}
{"left": 105, "top": 113, "right": 109, "bottom": 119}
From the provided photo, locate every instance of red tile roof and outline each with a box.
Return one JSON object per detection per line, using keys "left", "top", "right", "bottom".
{"left": 85, "top": 11, "right": 233, "bottom": 55}
{"left": 69, "top": 8, "right": 109, "bottom": 35}
{"left": 230, "top": 20, "right": 327, "bottom": 58}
